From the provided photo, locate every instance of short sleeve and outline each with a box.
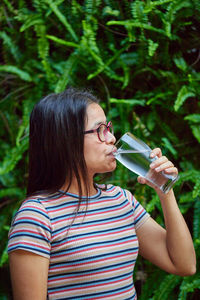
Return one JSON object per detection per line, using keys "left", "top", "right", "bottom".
{"left": 8, "top": 198, "right": 52, "bottom": 258}
{"left": 125, "top": 189, "right": 150, "bottom": 230}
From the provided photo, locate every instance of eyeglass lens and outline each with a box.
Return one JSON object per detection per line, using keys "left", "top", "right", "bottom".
{"left": 99, "top": 123, "right": 113, "bottom": 142}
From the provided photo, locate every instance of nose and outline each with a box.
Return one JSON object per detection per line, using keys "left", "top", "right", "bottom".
{"left": 106, "top": 131, "right": 116, "bottom": 145}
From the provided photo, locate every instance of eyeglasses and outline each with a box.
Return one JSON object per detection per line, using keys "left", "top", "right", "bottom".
{"left": 84, "top": 121, "right": 114, "bottom": 142}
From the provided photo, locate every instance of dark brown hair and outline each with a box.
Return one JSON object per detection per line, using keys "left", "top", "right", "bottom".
{"left": 27, "top": 87, "right": 100, "bottom": 203}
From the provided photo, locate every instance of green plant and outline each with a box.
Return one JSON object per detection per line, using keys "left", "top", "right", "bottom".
{"left": 0, "top": 0, "right": 199, "bottom": 298}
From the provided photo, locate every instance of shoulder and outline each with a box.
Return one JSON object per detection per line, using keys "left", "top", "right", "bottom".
{"left": 16, "top": 197, "right": 50, "bottom": 218}
{"left": 102, "top": 184, "right": 135, "bottom": 204}
{"left": 10, "top": 196, "right": 52, "bottom": 232}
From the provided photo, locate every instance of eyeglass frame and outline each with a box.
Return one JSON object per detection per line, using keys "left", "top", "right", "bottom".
{"left": 84, "top": 121, "right": 113, "bottom": 142}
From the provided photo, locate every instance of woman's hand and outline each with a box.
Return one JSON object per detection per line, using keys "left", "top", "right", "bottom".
{"left": 137, "top": 147, "right": 178, "bottom": 192}
{"left": 136, "top": 148, "right": 196, "bottom": 276}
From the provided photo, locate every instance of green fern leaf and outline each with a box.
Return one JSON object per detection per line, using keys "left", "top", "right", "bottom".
{"left": 103, "top": 6, "right": 120, "bottom": 17}
{"left": 0, "top": 31, "right": 20, "bottom": 62}
{"left": 71, "top": 0, "right": 83, "bottom": 17}
{"left": 161, "top": 137, "right": 178, "bottom": 157}
{"left": 184, "top": 114, "right": 200, "bottom": 124}
{"left": 174, "top": 57, "right": 188, "bottom": 72}
{"left": 20, "top": 14, "right": 43, "bottom": 32}
{"left": 193, "top": 198, "right": 200, "bottom": 240}
{"left": 0, "top": 245, "right": 8, "bottom": 267}
{"left": 131, "top": 0, "right": 148, "bottom": 23}
{"left": 121, "top": 62, "right": 130, "bottom": 89}
{"left": 16, "top": 100, "right": 34, "bottom": 147}
{"left": 148, "top": 39, "right": 159, "bottom": 57}
{"left": 109, "top": 98, "right": 145, "bottom": 106}
{"left": 55, "top": 53, "right": 78, "bottom": 93}
{"left": 190, "top": 125, "right": 200, "bottom": 143}
{"left": 184, "top": 114, "right": 200, "bottom": 143}
{"left": 153, "top": 274, "right": 181, "bottom": 300}
{"left": 44, "top": 0, "right": 78, "bottom": 42}
{"left": 174, "top": 85, "right": 195, "bottom": 111}
{"left": 177, "top": 170, "right": 200, "bottom": 188}
{"left": 2, "top": 0, "right": 16, "bottom": 13}
{"left": 0, "top": 65, "right": 32, "bottom": 82}
{"left": 144, "top": 0, "right": 173, "bottom": 13}
{"left": 0, "top": 187, "right": 24, "bottom": 199}
{"left": 0, "top": 138, "right": 28, "bottom": 175}
{"left": 107, "top": 20, "right": 167, "bottom": 36}
{"left": 178, "top": 277, "right": 200, "bottom": 299}
{"left": 146, "top": 193, "right": 160, "bottom": 213}
{"left": 46, "top": 35, "right": 79, "bottom": 48}
{"left": 34, "top": 24, "right": 55, "bottom": 85}
{"left": 87, "top": 44, "right": 129, "bottom": 80}
{"left": 85, "top": 0, "right": 102, "bottom": 16}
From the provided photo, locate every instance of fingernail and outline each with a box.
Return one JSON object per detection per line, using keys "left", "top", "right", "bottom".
{"left": 150, "top": 162, "right": 155, "bottom": 168}
{"left": 150, "top": 152, "right": 155, "bottom": 158}
{"left": 155, "top": 167, "right": 161, "bottom": 172}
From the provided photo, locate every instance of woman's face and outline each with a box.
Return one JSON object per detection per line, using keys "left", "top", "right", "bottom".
{"left": 84, "top": 103, "right": 116, "bottom": 177}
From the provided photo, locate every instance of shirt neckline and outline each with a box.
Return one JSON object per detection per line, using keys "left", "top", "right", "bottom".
{"left": 58, "top": 187, "right": 101, "bottom": 200}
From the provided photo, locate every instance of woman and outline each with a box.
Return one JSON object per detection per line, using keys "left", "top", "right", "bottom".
{"left": 8, "top": 88, "right": 196, "bottom": 300}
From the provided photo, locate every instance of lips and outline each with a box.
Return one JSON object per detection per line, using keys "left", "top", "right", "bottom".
{"left": 107, "top": 146, "right": 117, "bottom": 156}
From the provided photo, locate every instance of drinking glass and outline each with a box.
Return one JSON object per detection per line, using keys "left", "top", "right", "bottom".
{"left": 113, "top": 132, "right": 179, "bottom": 194}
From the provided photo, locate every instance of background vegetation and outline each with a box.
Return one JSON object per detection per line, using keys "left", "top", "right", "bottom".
{"left": 0, "top": 0, "right": 200, "bottom": 299}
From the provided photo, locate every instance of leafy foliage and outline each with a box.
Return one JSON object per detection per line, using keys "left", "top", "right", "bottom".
{"left": 0, "top": 0, "right": 200, "bottom": 298}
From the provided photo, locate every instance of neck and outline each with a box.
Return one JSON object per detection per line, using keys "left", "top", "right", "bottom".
{"left": 61, "top": 176, "right": 97, "bottom": 197}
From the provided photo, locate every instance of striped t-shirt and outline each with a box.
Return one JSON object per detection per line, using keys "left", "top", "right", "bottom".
{"left": 8, "top": 184, "right": 150, "bottom": 300}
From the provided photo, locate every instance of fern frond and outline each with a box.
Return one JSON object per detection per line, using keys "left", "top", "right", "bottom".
{"left": 87, "top": 45, "right": 128, "bottom": 80}
{"left": 184, "top": 114, "right": 200, "bottom": 143}
{"left": 0, "top": 187, "right": 24, "bottom": 199}
{"left": 165, "top": 0, "right": 192, "bottom": 24}
{"left": 146, "top": 193, "right": 160, "bottom": 213}
{"left": 46, "top": 35, "right": 79, "bottom": 48}
{"left": 85, "top": 0, "right": 102, "bottom": 16}
{"left": 178, "top": 276, "right": 200, "bottom": 300}
{"left": 109, "top": 98, "right": 145, "bottom": 106}
{"left": 102, "top": 6, "right": 120, "bottom": 17}
{"left": 177, "top": 170, "right": 200, "bottom": 187}
{"left": 0, "top": 65, "right": 32, "bottom": 82}
{"left": 107, "top": 20, "right": 167, "bottom": 36}
{"left": 189, "top": 124, "right": 200, "bottom": 143}
{"left": 0, "top": 31, "right": 21, "bottom": 62}
{"left": 144, "top": 0, "right": 173, "bottom": 13}
{"left": 19, "top": 13, "right": 43, "bottom": 32}
{"left": 120, "top": 61, "right": 130, "bottom": 89}
{"left": 44, "top": 0, "right": 78, "bottom": 42}
{"left": 193, "top": 0, "right": 200, "bottom": 11}
{"left": 152, "top": 274, "right": 181, "bottom": 300}
{"left": 80, "top": 19, "right": 123, "bottom": 82}
{"left": 193, "top": 197, "right": 200, "bottom": 240}
{"left": 55, "top": 52, "right": 78, "bottom": 93}
{"left": 161, "top": 137, "right": 178, "bottom": 157}
{"left": 16, "top": 100, "right": 34, "bottom": 147}
{"left": 148, "top": 39, "right": 159, "bottom": 57}
{"left": 34, "top": 24, "right": 55, "bottom": 85}
{"left": 173, "top": 57, "right": 188, "bottom": 72}
{"left": 184, "top": 114, "right": 200, "bottom": 123}
{"left": 0, "top": 245, "right": 8, "bottom": 267}
{"left": 71, "top": 0, "right": 83, "bottom": 17}
{"left": 2, "top": 0, "right": 16, "bottom": 13}
{"left": 174, "top": 85, "right": 195, "bottom": 111}
{"left": 139, "top": 269, "right": 166, "bottom": 300}
{"left": 131, "top": 0, "right": 148, "bottom": 24}
{"left": 0, "top": 138, "right": 28, "bottom": 176}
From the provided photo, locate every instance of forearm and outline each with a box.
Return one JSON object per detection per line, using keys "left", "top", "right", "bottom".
{"left": 158, "top": 189, "right": 196, "bottom": 275}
